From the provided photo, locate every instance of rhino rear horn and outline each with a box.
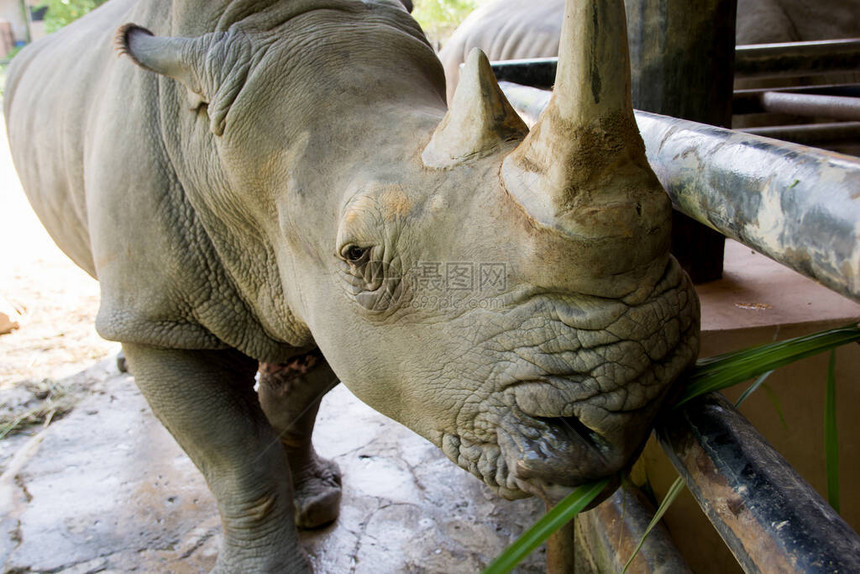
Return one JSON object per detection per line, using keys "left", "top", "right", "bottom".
{"left": 116, "top": 23, "right": 251, "bottom": 136}
{"left": 422, "top": 48, "right": 527, "bottom": 169}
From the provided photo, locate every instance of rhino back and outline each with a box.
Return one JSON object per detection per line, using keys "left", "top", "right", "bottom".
{"left": 736, "top": 0, "right": 860, "bottom": 44}
{"left": 4, "top": 0, "right": 140, "bottom": 275}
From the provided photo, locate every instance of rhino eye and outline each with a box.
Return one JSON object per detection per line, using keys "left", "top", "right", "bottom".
{"left": 343, "top": 245, "right": 370, "bottom": 263}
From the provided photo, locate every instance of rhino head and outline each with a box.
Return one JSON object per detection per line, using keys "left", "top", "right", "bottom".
{"left": 121, "top": 0, "right": 698, "bottom": 501}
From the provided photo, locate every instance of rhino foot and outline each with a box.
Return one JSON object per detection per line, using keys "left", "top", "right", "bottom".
{"left": 212, "top": 547, "right": 312, "bottom": 574}
{"left": 116, "top": 350, "right": 129, "bottom": 373}
{"left": 292, "top": 452, "right": 342, "bottom": 529}
{"left": 257, "top": 355, "right": 341, "bottom": 530}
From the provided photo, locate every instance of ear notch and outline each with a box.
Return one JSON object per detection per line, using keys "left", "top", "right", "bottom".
{"left": 115, "top": 23, "right": 252, "bottom": 136}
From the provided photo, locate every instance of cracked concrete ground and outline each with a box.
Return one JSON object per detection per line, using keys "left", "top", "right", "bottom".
{"left": 0, "top": 359, "right": 546, "bottom": 573}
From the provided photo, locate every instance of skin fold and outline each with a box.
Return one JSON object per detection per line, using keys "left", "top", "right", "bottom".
{"left": 4, "top": 0, "right": 699, "bottom": 570}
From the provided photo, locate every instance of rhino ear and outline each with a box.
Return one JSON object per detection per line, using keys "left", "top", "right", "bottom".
{"left": 115, "top": 23, "right": 251, "bottom": 136}
{"left": 422, "top": 48, "right": 527, "bottom": 169}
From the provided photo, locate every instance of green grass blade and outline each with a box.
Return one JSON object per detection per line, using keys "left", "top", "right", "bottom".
{"left": 825, "top": 350, "right": 840, "bottom": 513}
{"left": 676, "top": 323, "right": 860, "bottom": 406}
{"left": 762, "top": 383, "right": 789, "bottom": 429}
{"left": 621, "top": 476, "right": 685, "bottom": 573}
{"left": 482, "top": 479, "right": 609, "bottom": 574}
{"left": 735, "top": 370, "right": 774, "bottom": 407}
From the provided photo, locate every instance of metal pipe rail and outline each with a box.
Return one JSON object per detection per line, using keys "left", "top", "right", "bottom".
{"left": 490, "top": 39, "right": 860, "bottom": 90}
{"left": 491, "top": 58, "right": 557, "bottom": 90}
{"left": 500, "top": 81, "right": 860, "bottom": 302}
{"left": 733, "top": 92, "right": 860, "bottom": 121}
{"left": 657, "top": 393, "right": 860, "bottom": 572}
{"left": 735, "top": 39, "right": 860, "bottom": 80}
{"left": 577, "top": 485, "right": 692, "bottom": 572}
{"left": 741, "top": 122, "right": 860, "bottom": 146}
{"left": 734, "top": 84, "right": 860, "bottom": 115}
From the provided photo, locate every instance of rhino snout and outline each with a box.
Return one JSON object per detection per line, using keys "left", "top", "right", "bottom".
{"left": 442, "top": 257, "right": 699, "bottom": 500}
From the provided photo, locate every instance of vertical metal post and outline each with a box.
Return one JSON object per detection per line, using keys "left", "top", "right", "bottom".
{"left": 624, "top": 0, "right": 737, "bottom": 282}
{"left": 545, "top": 508, "right": 578, "bottom": 573}
{"left": 19, "top": 0, "right": 32, "bottom": 44}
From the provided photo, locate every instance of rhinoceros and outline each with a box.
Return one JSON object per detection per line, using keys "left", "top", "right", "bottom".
{"left": 440, "top": 0, "right": 860, "bottom": 102}
{"left": 4, "top": 0, "right": 699, "bottom": 570}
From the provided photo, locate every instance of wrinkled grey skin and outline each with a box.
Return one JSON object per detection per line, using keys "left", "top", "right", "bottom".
{"left": 440, "top": 0, "right": 860, "bottom": 102}
{"left": 5, "top": 0, "right": 698, "bottom": 570}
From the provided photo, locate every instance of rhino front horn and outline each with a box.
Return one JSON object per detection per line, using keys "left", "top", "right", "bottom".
{"left": 501, "top": 0, "right": 664, "bottom": 230}
{"left": 422, "top": 48, "right": 527, "bottom": 169}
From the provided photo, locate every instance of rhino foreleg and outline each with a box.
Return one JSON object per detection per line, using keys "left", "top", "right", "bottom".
{"left": 121, "top": 343, "right": 311, "bottom": 574}
{"left": 258, "top": 352, "right": 342, "bottom": 530}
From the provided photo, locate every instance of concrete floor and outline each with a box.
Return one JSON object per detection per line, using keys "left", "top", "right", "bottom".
{"left": 0, "top": 359, "right": 546, "bottom": 573}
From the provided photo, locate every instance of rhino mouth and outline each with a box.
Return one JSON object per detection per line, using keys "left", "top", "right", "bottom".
{"left": 496, "top": 392, "right": 661, "bottom": 496}
{"left": 460, "top": 373, "right": 673, "bottom": 500}
{"left": 440, "top": 258, "right": 699, "bottom": 500}
{"left": 535, "top": 415, "right": 607, "bottom": 453}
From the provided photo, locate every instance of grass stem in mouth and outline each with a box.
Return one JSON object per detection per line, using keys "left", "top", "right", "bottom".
{"left": 482, "top": 478, "right": 609, "bottom": 574}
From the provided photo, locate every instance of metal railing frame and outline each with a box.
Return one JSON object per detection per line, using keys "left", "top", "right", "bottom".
{"left": 489, "top": 39, "right": 860, "bottom": 90}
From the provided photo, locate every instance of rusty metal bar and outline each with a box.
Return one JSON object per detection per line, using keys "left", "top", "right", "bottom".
{"left": 500, "top": 81, "right": 860, "bottom": 302}
{"left": 732, "top": 91, "right": 860, "bottom": 120}
{"left": 576, "top": 485, "right": 692, "bottom": 572}
{"left": 735, "top": 39, "right": 860, "bottom": 80}
{"left": 741, "top": 122, "right": 860, "bottom": 146}
{"left": 656, "top": 393, "right": 860, "bottom": 572}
